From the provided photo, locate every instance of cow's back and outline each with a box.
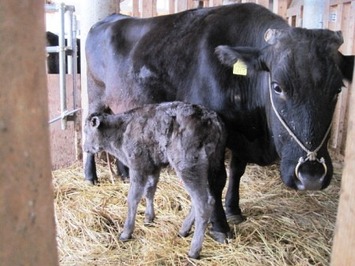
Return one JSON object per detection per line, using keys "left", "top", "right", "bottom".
{"left": 85, "top": 3, "right": 288, "bottom": 115}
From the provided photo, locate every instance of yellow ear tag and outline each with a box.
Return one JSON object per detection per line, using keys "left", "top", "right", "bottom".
{"left": 233, "top": 59, "right": 247, "bottom": 76}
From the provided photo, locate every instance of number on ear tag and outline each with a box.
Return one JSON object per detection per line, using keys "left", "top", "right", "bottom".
{"left": 233, "top": 60, "right": 247, "bottom": 76}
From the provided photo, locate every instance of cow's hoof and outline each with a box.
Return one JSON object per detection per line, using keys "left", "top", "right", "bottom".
{"left": 227, "top": 214, "right": 245, "bottom": 224}
{"left": 209, "top": 231, "right": 228, "bottom": 244}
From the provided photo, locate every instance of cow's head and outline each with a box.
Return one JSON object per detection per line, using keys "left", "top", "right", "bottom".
{"left": 215, "top": 27, "right": 354, "bottom": 190}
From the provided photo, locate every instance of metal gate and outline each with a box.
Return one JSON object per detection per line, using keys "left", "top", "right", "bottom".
{"left": 46, "top": 2, "right": 80, "bottom": 129}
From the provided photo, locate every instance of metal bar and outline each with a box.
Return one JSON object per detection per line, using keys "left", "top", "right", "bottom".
{"left": 46, "top": 3, "right": 78, "bottom": 129}
{"left": 46, "top": 46, "right": 60, "bottom": 53}
{"left": 66, "top": 10, "right": 74, "bottom": 74}
{"left": 47, "top": 46, "right": 72, "bottom": 54}
{"left": 71, "top": 14, "right": 78, "bottom": 111}
{"left": 58, "top": 3, "right": 67, "bottom": 130}
{"left": 45, "top": 3, "right": 59, "bottom": 12}
{"left": 48, "top": 108, "right": 81, "bottom": 124}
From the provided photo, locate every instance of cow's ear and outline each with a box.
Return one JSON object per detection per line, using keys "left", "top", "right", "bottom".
{"left": 90, "top": 116, "right": 101, "bottom": 128}
{"left": 215, "top": 45, "right": 268, "bottom": 73}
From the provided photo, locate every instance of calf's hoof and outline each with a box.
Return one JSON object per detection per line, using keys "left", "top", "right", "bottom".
{"left": 120, "top": 175, "right": 130, "bottom": 183}
{"left": 188, "top": 251, "right": 201, "bottom": 260}
{"left": 84, "top": 179, "right": 97, "bottom": 186}
{"left": 144, "top": 221, "right": 155, "bottom": 227}
{"left": 178, "top": 230, "right": 191, "bottom": 238}
{"left": 209, "top": 230, "right": 228, "bottom": 244}
{"left": 119, "top": 232, "right": 132, "bottom": 242}
{"left": 144, "top": 215, "right": 155, "bottom": 225}
{"left": 227, "top": 214, "right": 245, "bottom": 225}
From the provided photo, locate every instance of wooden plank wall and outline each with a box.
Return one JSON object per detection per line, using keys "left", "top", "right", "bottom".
{"left": 121, "top": 0, "right": 273, "bottom": 17}
{"left": 324, "top": 0, "right": 355, "bottom": 157}
{"left": 331, "top": 64, "right": 355, "bottom": 266}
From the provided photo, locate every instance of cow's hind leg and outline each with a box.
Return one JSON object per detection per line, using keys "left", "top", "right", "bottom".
{"left": 84, "top": 153, "right": 98, "bottom": 185}
{"left": 120, "top": 170, "right": 146, "bottom": 241}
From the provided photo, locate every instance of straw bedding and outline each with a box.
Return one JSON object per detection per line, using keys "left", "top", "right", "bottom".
{"left": 53, "top": 157, "right": 341, "bottom": 265}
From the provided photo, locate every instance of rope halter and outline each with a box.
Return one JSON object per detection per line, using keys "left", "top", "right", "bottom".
{"left": 268, "top": 76, "right": 330, "bottom": 181}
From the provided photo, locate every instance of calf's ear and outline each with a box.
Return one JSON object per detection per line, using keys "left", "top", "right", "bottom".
{"left": 215, "top": 45, "right": 269, "bottom": 74}
{"left": 90, "top": 116, "right": 101, "bottom": 128}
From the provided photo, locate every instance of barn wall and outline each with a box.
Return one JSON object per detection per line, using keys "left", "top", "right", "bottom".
{"left": 0, "top": 0, "right": 58, "bottom": 265}
{"left": 324, "top": 0, "right": 355, "bottom": 158}
{"left": 331, "top": 60, "right": 355, "bottom": 266}
{"left": 48, "top": 74, "right": 81, "bottom": 169}
{"left": 119, "top": 0, "right": 272, "bottom": 17}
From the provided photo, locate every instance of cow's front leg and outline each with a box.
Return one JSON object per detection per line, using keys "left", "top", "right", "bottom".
{"left": 225, "top": 153, "right": 246, "bottom": 224}
{"left": 208, "top": 164, "right": 230, "bottom": 242}
{"left": 84, "top": 153, "right": 98, "bottom": 185}
{"left": 120, "top": 170, "right": 146, "bottom": 241}
{"left": 116, "top": 159, "right": 130, "bottom": 182}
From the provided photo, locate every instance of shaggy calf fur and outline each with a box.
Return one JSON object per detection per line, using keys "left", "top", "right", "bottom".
{"left": 84, "top": 101, "right": 227, "bottom": 259}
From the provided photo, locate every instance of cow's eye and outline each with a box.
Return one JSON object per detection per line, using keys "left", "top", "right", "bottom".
{"left": 272, "top": 82, "right": 282, "bottom": 94}
{"left": 337, "top": 87, "right": 342, "bottom": 94}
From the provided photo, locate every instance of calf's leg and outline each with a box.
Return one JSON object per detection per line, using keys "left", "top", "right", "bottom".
{"left": 143, "top": 173, "right": 159, "bottom": 224}
{"left": 177, "top": 170, "right": 213, "bottom": 259}
{"left": 120, "top": 170, "right": 147, "bottom": 241}
{"left": 179, "top": 206, "right": 194, "bottom": 237}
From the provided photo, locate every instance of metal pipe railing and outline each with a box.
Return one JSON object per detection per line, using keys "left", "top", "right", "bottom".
{"left": 45, "top": 3, "right": 80, "bottom": 129}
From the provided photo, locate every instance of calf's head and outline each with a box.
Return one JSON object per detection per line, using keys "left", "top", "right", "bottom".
{"left": 84, "top": 113, "right": 108, "bottom": 154}
{"left": 216, "top": 27, "right": 354, "bottom": 190}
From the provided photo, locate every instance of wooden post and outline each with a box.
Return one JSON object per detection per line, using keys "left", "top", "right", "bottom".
{"left": 0, "top": 0, "right": 58, "bottom": 265}
{"left": 210, "top": 0, "right": 223, "bottom": 6}
{"left": 256, "top": 0, "right": 270, "bottom": 8}
{"left": 132, "top": 0, "right": 140, "bottom": 16}
{"left": 273, "top": 0, "right": 292, "bottom": 18}
{"left": 331, "top": 65, "right": 355, "bottom": 265}
{"left": 169, "top": 0, "right": 176, "bottom": 13}
{"left": 177, "top": 0, "right": 188, "bottom": 11}
{"left": 142, "top": 0, "right": 157, "bottom": 17}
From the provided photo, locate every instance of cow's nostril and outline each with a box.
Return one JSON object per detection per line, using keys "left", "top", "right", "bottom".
{"left": 294, "top": 158, "right": 327, "bottom": 190}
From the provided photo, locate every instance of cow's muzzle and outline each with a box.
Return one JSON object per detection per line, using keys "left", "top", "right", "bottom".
{"left": 294, "top": 154, "right": 327, "bottom": 190}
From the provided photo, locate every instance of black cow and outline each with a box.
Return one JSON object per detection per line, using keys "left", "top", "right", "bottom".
{"left": 84, "top": 101, "right": 227, "bottom": 258}
{"left": 46, "top": 31, "right": 81, "bottom": 74}
{"left": 84, "top": 3, "right": 354, "bottom": 239}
